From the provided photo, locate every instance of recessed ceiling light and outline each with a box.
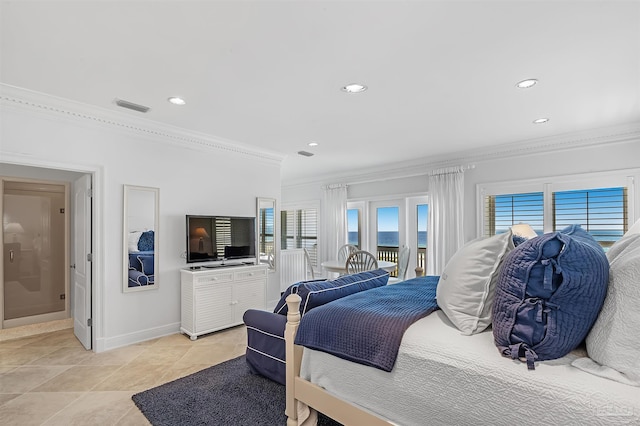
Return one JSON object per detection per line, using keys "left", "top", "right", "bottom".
{"left": 168, "top": 97, "right": 186, "bottom": 105}
{"left": 516, "top": 79, "right": 538, "bottom": 89}
{"left": 308, "top": 142, "right": 318, "bottom": 147}
{"left": 341, "top": 83, "right": 367, "bottom": 93}
{"left": 533, "top": 118, "right": 549, "bottom": 124}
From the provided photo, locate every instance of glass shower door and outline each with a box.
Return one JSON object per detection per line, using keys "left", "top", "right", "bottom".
{"left": 3, "top": 181, "right": 66, "bottom": 326}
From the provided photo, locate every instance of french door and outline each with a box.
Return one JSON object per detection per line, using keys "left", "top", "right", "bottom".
{"left": 351, "top": 196, "right": 428, "bottom": 279}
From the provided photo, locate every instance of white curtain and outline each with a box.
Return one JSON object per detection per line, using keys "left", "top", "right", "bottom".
{"left": 427, "top": 166, "right": 465, "bottom": 275}
{"left": 321, "top": 184, "right": 348, "bottom": 265}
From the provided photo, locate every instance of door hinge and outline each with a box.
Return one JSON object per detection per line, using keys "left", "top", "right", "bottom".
{"left": 87, "top": 318, "right": 92, "bottom": 327}
{"left": 87, "top": 188, "right": 93, "bottom": 198}
{"left": 87, "top": 253, "right": 93, "bottom": 262}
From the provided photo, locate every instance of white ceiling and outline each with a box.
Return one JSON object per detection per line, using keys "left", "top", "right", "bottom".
{"left": 2, "top": 1, "right": 639, "bottom": 184}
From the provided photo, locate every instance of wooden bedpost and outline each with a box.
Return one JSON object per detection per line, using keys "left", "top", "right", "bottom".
{"left": 285, "top": 293, "right": 303, "bottom": 426}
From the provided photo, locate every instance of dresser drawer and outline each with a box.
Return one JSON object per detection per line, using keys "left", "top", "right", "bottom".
{"left": 234, "top": 268, "right": 267, "bottom": 281}
{"left": 195, "top": 272, "right": 233, "bottom": 285}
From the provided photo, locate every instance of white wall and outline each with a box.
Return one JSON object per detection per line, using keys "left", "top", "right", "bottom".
{"left": 1, "top": 88, "right": 282, "bottom": 350}
{"left": 283, "top": 129, "right": 640, "bottom": 244}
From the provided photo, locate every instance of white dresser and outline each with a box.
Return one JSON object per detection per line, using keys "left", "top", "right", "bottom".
{"left": 180, "top": 263, "right": 267, "bottom": 340}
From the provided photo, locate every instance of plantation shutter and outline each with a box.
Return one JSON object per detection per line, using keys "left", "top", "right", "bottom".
{"left": 484, "top": 192, "right": 544, "bottom": 237}
{"left": 281, "top": 208, "right": 319, "bottom": 266}
{"left": 553, "top": 187, "right": 627, "bottom": 249}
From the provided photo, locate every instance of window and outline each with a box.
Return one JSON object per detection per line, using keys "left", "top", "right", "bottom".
{"left": 281, "top": 207, "right": 318, "bottom": 266}
{"left": 479, "top": 170, "right": 637, "bottom": 249}
{"left": 347, "top": 208, "right": 360, "bottom": 248}
{"left": 376, "top": 206, "right": 400, "bottom": 276}
{"left": 376, "top": 206, "right": 399, "bottom": 255}
{"left": 553, "top": 187, "right": 627, "bottom": 249}
{"left": 484, "top": 192, "right": 544, "bottom": 236}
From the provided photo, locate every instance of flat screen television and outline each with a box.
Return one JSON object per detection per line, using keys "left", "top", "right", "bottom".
{"left": 186, "top": 215, "right": 256, "bottom": 264}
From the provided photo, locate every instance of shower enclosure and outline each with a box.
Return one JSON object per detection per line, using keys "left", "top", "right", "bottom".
{"left": 2, "top": 179, "right": 68, "bottom": 328}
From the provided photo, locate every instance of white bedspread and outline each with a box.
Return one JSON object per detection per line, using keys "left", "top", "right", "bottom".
{"left": 299, "top": 310, "right": 640, "bottom": 425}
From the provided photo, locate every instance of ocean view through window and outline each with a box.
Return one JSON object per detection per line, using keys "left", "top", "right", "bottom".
{"left": 417, "top": 203, "right": 428, "bottom": 270}
{"left": 347, "top": 208, "right": 360, "bottom": 248}
{"left": 347, "top": 196, "right": 429, "bottom": 278}
{"left": 553, "top": 187, "right": 627, "bottom": 248}
{"left": 347, "top": 231, "right": 428, "bottom": 248}
{"left": 376, "top": 206, "right": 399, "bottom": 276}
{"left": 484, "top": 185, "right": 628, "bottom": 249}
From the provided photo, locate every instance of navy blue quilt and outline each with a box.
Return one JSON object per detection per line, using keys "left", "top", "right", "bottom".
{"left": 294, "top": 275, "right": 440, "bottom": 372}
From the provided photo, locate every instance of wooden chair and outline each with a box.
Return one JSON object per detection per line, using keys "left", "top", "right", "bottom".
{"left": 389, "top": 246, "right": 410, "bottom": 284}
{"left": 346, "top": 250, "right": 379, "bottom": 274}
{"left": 337, "top": 244, "right": 358, "bottom": 262}
{"left": 303, "top": 248, "right": 315, "bottom": 280}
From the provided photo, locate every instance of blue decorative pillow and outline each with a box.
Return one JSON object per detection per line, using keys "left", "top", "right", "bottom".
{"left": 298, "top": 269, "right": 390, "bottom": 316}
{"left": 274, "top": 269, "right": 390, "bottom": 316}
{"left": 492, "top": 225, "right": 609, "bottom": 369}
{"left": 137, "top": 255, "right": 154, "bottom": 276}
{"left": 137, "top": 230, "right": 154, "bottom": 251}
{"left": 273, "top": 279, "right": 327, "bottom": 315}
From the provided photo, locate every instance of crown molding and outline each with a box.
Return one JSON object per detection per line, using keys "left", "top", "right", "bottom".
{"left": 0, "top": 84, "right": 286, "bottom": 165}
{"left": 283, "top": 121, "right": 640, "bottom": 189}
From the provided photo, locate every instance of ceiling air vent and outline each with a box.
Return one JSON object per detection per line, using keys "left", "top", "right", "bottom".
{"left": 297, "top": 150, "right": 314, "bottom": 157}
{"left": 114, "top": 98, "right": 150, "bottom": 113}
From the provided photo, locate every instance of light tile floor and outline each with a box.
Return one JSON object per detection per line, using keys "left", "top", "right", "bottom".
{"left": 0, "top": 326, "right": 247, "bottom": 425}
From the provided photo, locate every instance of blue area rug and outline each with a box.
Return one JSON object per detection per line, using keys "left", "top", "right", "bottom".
{"left": 132, "top": 355, "right": 341, "bottom": 425}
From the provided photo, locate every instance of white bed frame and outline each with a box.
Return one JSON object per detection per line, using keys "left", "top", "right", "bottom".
{"left": 284, "top": 294, "right": 393, "bottom": 426}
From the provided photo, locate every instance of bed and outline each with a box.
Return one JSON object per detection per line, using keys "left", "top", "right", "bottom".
{"left": 285, "top": 306, "right": 640, "bottom": 425}
{"left": 283, "top": 231, "right": 640, "bottom": 426}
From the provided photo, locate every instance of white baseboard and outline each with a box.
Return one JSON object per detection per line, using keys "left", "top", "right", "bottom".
{"left": 95, "top": 322, "right": 181, "bottom": 352}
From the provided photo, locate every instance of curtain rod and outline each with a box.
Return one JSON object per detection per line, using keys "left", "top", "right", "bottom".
{"left": 428, "top": 164, "right": 475, "bottom": 176}
{"left": 322, "top": 183, "right": 348, "bottom": 190}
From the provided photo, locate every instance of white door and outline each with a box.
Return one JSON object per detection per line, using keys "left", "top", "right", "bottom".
{"left": 73, "top": 174, "right": 92, "bottom": 349}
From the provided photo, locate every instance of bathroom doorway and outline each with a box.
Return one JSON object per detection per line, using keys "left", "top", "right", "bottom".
{"left": 2, "top": 179, "right": 69, "bottom": 329}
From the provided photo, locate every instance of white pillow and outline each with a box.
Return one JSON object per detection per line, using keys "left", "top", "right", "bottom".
{"left": 578, "top": 233, "right": 640, "bottom": 386}
{"left": 436, "top": 230, "right": 514, "bottom": 335}
{"left": 128, "top": 231, "right": 143, "bottom": 252}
